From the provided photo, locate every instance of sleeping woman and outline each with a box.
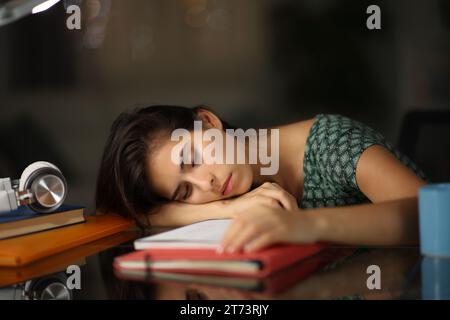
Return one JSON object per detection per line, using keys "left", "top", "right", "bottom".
{"left": 95, "top": 105, "right": 427, "bottom": 253}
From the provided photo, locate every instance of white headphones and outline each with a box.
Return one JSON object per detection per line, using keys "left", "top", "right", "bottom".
{"left": 0, "top": 161, "right": 68, "bottom": 214}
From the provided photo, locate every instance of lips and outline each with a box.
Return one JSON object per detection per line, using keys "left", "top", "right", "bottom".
{"left": 221, "top": 174, "right": 233, "bottom": 196}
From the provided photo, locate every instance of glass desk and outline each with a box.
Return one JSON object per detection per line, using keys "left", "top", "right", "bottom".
{"left": 0, "top": 230, "right": 447, "bottom": 300}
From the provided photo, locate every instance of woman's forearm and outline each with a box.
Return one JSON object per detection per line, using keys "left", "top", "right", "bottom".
{"left": 147, "top": 200, "right": 231, "bottom": 227}
{"left": 311, "top": 197, "right": 419, "bottom": 246}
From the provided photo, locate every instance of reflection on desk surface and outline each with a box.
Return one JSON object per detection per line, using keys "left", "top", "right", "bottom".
{"left": 0, "top": 233, "right": 423, "bottom": 300}
{"left": 107, "top": 248, "right": 420, "bottom": 300}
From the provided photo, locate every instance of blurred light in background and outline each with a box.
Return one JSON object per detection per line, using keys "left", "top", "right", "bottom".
{"left": 83, "top": 0, "right": 110, "bottom": 48}
{"left": 184, "top": 0, "right": 209, "bottom": 28}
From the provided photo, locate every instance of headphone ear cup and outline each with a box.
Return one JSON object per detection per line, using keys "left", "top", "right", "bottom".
{"left": 19, "top": 161, "right": 59, "bottom": 192}
{"left": 25, "top": 273, "right": 73, "bottom": 300}
{"left": 20, "top": 162, "right": 67, "bottom": 213}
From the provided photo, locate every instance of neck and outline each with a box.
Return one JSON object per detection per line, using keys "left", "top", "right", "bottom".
{"left": 249, "top": 120, "right": 313, "bottom": 198}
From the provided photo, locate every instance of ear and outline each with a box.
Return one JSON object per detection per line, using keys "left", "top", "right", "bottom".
{"left": 195, "top": 107, "right": 224, "bottom": 130}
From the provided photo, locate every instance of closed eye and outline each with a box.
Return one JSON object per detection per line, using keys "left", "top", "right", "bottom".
{"left": 182, "top": 184, "right": 192, "bottom": 200}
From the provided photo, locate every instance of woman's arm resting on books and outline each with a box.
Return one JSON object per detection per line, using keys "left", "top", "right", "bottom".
{"left": 147, "top": 182, "right": 298, "bottom": 227}
{"left": 147, "top": 200, "right": 231, "bottom": 227}
{"left": 220, "top": 145, "right": 428, "bottom": 251}
{"left": 220, "top": 197, "right": 422, "bottom": 253}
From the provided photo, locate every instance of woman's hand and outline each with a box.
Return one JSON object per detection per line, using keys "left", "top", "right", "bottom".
{"left": 219, "top": 204, "right": 321, "bottom": 253}
{"left": 226, "top": 182, "right": 299, "bottom": 217}
{"left": 148, "top": 182, "right": 299, "bottom": 227}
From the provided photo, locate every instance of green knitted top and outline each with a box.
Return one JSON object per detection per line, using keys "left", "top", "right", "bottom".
{"left": 300, "top": 114, "right": 426, "bottom": 209}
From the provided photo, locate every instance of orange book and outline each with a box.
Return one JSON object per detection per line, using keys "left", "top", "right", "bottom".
{"left": 114, "top": 244, "right": 326, "bottom": 278}
{"left": 0, "top": 231, "right": 138, "bottom": 287}
{"left": 0, "top": 214, "right": 134, "bottom": 267}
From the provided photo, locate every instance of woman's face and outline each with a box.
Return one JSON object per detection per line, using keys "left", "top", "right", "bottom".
{"left": 146, "top": 130, "right": 254, "bottom": 204}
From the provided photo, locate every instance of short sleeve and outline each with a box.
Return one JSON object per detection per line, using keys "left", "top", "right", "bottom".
{"left": 312, "top": 114, "right": 388, "bottom": 192}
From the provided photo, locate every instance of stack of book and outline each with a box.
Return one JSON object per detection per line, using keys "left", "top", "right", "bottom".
{"left": 0, "top": 205, "right": 85, "bottom": 240}
{"left": 113, "top": 219, "right": 341, "bottom": 292}
{"left": 0, "top": 209, "right": 134, "bottom": 267}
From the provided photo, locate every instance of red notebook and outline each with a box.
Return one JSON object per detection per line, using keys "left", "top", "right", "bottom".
{"left": 114, "top": 248, "right": 352, "bottom": 295}
{"left": 114, "top": 243, "right": 325, "bottom": 278}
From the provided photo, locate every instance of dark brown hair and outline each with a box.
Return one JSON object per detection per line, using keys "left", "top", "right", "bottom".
{"left": 95, "top": 105, "right": 231, "bottom": 229}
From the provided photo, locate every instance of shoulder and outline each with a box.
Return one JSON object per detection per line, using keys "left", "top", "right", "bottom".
{"left": 310, "top": 114, "right": 380, "bottom": 135}
{"left": 276, "top": 117, "right": 317, "bottom": 149}
{"left": 307, "top": 114, "right": 386, "bottom": 151}
{"left": 275, "top": 117, "right": 316, "bottom": 133}
{"left": 305, "top": 114, "right": 390, "bottom": 187}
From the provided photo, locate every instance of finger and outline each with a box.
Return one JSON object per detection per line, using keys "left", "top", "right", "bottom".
{"left": 259, "top": 182, "right": 278, "bottom": 191}
{"left": 257, "top": 189, "right": 294, "bottom": 211}
{"left": 263, "top": 182, "right": 284, "bottom": 192}
{"left": 244, "top": 233, "right": 279, "bottom": 252}
{"left": 273, "top": 189, "right": 297, "bottom": 211}
{"left": 249, "top": 182, "right": 273, "bottom": 194}
{"left": 270, "top": 182, "right": 282, "bottom": 189}
{"left": 257, "top": 193, "right": 283, "bottom": 209}
{"left": 219, "top": 218, "right": 244, "bottom": 252}
{"left": 225, "top": 220, "right": 270, "bottom": 253}
{"left": 261, "top": 183, "right": 298, "bottom": 211}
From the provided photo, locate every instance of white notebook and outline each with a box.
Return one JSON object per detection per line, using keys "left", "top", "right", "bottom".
{"left": 134, "top": 219, "right": 232, "bottom": 250}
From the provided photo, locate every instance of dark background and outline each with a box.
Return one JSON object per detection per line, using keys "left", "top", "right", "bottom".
{"left": 0, "top": 0, "right": 449, "bottom": 213}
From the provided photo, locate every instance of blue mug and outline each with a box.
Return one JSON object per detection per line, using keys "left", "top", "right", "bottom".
{"left": 419, "top": 183, "right": 450, "bottom": 257}
{"left": 422, "top": 256, "right": 450, "bottom": 300}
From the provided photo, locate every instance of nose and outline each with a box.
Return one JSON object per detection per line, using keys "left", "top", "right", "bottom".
{"left": 186, "top": 170, "right": 219, "bottom": 193}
